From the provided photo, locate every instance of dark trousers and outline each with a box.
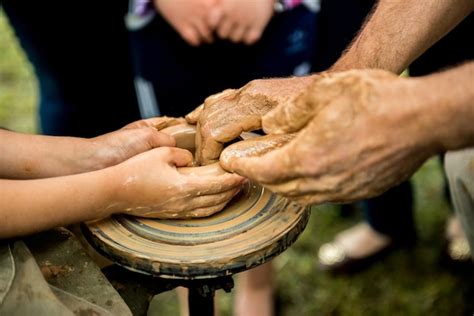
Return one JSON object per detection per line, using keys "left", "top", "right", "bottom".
{"left": 128, "top": 6, "right": 320, "bottom": 117}
{"left": 2, "top": 0, "right": 141, "bottom": 137}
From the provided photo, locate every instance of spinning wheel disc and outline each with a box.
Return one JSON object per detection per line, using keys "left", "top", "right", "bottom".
{"left": 83, "top": 126, "right": 310, "bottom": 279}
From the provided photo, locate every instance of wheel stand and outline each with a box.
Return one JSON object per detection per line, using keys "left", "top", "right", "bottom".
{"left": 102, "top": 265, "right": 235, "bottom": 316}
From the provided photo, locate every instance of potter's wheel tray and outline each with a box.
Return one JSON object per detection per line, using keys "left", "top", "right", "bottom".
{"left": 83, "top": 125, "right": 310, "bottom": 280}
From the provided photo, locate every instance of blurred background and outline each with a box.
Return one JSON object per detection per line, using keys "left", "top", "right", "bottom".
{"left": 1, "top": 9, "right": 473, "bottom": 316}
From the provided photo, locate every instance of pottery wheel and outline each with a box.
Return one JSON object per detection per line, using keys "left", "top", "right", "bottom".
{"left": 84, "top": 125, "right": 310, "bottom": 280}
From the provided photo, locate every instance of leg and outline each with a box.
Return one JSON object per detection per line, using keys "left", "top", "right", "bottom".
{"left": 234, "top": 262, "right": 274, "bottom": 316}
{"left": 445, "top": 148, "right": 474, "bottom": 259}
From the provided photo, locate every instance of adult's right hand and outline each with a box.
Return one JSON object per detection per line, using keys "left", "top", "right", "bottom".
{"left": 220, "top": 69, "right": 440, "bottom": 205}
{"left": 154, "top": 0, "right": 221, "bottom": 46}
{"left": 185, "top": 75, "right": 317, "bottom": 165}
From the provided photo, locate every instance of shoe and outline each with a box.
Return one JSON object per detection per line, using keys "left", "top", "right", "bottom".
{"left": 317, "top": 240, "right": 403, "bottom": 274}
{"left": 317, "top": 223, "right": 415, "bottom": 274}
{"left": 440, "top": 215, "right": 472, "bottom": 270}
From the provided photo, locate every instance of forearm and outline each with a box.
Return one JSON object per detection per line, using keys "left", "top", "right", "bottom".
{"left": 0, "top": 169, "right": 118, "bottom": 238}
{"left": 331, "top": 0, "right": 474, "bottom": 74}
{"left": 417, "top": 61, "right": 474, "bottom": 152}
{"left": 0, "top": 130, "right": 100, "bottom": 179}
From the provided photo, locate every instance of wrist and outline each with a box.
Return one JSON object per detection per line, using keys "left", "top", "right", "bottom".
{"left": 94, "top": 166, "right": 126, "bottom": 217}
{"left": 411, "top": 64, "right": 474, "bottom": 152}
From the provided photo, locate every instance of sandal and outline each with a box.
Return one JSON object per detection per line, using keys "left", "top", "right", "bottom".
{"left": 317, "top": 223, "right": 414, "bottom": 274}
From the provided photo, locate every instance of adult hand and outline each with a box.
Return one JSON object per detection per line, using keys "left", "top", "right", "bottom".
{"left": 216, "top": 0, "right": 274, "bottom": 44}
{"left": 186, "top": 75, "right": 316, "bottom": 165}
{"left": 110, "top": 147, "right": 246, "bottom": 218}
{"left": 154, "top": 0, "right": 220, "bottom": 46}
{"left": 220, "top": 69, "right": 440, "bottom": 205}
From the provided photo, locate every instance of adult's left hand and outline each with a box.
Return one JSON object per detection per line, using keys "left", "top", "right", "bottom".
{"left": 220, "top": 69, "right": 440, "bottom": 205}
{"left": 186, "top": 75, "right": 316, "bottom": 165}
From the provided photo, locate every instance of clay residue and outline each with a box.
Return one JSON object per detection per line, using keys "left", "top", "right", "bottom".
{"left": 220, "top": 134, "right": 295, "bottom": 166}
{"left": 153, "top": 116, "right": 187, "bottom": 131}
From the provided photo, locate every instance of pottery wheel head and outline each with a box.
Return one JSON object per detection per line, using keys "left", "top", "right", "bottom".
{"left": 84, "top": 124, "right": 310, "bottom": 279}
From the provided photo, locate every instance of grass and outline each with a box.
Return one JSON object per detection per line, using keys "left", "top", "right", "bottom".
{"left": 0, "top": 11, "right": 37, "bottom": 133}
{"left": 1, "top": 9, "right": 473, "bottom": 316}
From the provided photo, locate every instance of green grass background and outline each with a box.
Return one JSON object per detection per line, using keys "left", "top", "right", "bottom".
{"left": 1, "top": 9, "right": 473, "bottom": 316}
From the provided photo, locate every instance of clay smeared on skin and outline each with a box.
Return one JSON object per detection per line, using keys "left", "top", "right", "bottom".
{"left": 122, "top": 124, "right": 244, "bottom": 219}
{"left": 220, "top": 134, "right": 295, "bottom": 169}
{"left": 222, "top": 69, "right": 438, "bottom": 205}
{"left": 153, "top": 116, "right": 187, "bottom": 130}
{"left": 188, "top": 76, "right": 316, "bottom": 165}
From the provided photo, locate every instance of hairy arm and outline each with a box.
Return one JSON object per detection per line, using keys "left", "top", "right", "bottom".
{"left": 331, "top": 0, "right": 474, "bottom": 74}
{"left": 420, "top": 61, "right": 474, "bottom": 151}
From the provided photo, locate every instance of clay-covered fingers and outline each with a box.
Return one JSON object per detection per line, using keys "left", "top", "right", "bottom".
{"left": 190, "top": 76, "right": 316, "bottom": 165}
{"left": 261, "top": 74, "right": 334, "bottom": 135}
{"left": 185, "top": 104, "right": 204, "bottom": 124}
{"left": 130, "top": 127, "right": 177, "bottom": 149}
{"left": 185, "top": 201, "right": 231, "bottom": 218}
{"left": 121, "top": 116, "right": 186, "bottom": 130}
{"left": 187, "top": 171, "right": 246, "bottom": 195}
{"left": 185, "top": 89, "right": 236, "bottom": 124}
{"left": 178, "top": 187, "right": 241, "bottom": 218}
{"left": 90, "top": 127, "right": 177, "bottom": 169}
{"left": 220, "top": 139, "right": 299, "bottom": 185}
{"left": 220, "top": 133, "right": 295, "bottom": 169}
{"left": 152, "top": 117, "right": 187, "bottom": 131}
{"left": 158, "top": 147, "right": 194, "bottom": 167}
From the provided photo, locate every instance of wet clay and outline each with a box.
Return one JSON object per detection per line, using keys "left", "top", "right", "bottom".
{"left": 84, "top": 127, "right": 311, "bottom": 279}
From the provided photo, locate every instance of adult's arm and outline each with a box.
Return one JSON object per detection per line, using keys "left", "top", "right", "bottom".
{"left": 331, "top": 0, "right": 474, "bottom": 73}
